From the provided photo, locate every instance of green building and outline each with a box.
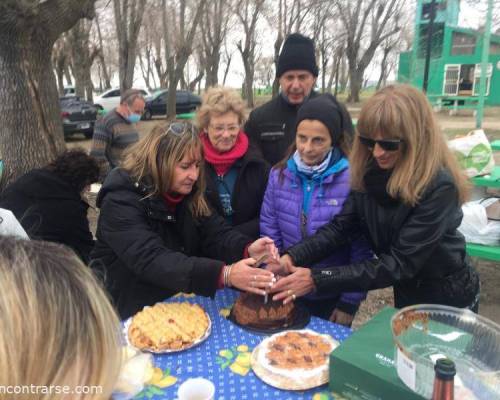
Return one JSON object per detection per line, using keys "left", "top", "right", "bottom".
{"left": 398, "top": 0, "right": 500, "bottom": 106}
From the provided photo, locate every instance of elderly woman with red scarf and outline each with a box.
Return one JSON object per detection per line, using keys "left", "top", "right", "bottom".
{"left": 197, "top": 87, "right": 270, "bottom": 240}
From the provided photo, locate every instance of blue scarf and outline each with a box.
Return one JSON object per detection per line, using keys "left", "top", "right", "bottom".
{"left": 292, "top": 147, "right": 343, "bottom": 178}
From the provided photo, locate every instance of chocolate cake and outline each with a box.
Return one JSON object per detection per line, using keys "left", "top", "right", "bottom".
{"left": 231, "top": 292, "right": 295, "bottom": 329}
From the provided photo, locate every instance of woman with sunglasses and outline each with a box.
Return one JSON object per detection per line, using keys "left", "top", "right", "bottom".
{"left": 91, "top": 120, "right": 276, "bottom": 319}
{"left": 260, "top": 94, "right": 372, "bottom": 326}
{"left": 269, "top": 84, "right": 480, "bottom": 312}
{"left": 197, "top": 87, "right": 270, "bottom": 239}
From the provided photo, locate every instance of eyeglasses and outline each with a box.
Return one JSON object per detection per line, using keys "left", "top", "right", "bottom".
{"left": 358, "top": 135, "right": 403, "bottom": 152}
{"left": 209, "top": 124, "right": 240, "bottom": 135}
{"left": 166, "top": 122, "right": 196, "bottom": 137}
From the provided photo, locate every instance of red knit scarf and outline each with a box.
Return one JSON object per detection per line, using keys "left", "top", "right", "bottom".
{"left": 201, "top": 131, "right": 249, "bottom": 176}
{"left": 162, "top": 192, "right": 185, "bottom": 213}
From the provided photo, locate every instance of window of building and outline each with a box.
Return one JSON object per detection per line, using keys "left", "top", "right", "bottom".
{"left": 422, "top": 1, "right": 447, "bottom": 20}
{"left": 472, "top": 63, "right": 492, "bottom": 96}
{"left": 418, "top": 23, "right": 445, "bottom": 58}
{"left": 443, "top": 64, "right": 460, "bottom": 95}
{"left": 490, "top": 42, "right": 500, "bottom": 55}
{"left": 451, "top": 31, "right": 476, "bottom": 55}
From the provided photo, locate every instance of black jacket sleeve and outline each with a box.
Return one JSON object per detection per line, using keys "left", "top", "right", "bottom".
{"left": 198, "top": 212, "right": 251, "bottom": 264}
{"left": 310, "top": 182, "right": 462, "bottom": 294}
{"left": 98, "top": 193, "right": 225, "bottom": 297}
{"left": 286, "top": 192, "right": 362, "bottom": 266}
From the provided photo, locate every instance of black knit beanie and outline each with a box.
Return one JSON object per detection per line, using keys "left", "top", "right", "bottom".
{"left": 295, "top": 94, "right": 349, "bottom": 145}
{"left": 277, "top": 33, "right": 318, "bottom": 78}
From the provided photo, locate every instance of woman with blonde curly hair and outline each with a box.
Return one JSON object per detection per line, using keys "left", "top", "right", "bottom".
{"left": 0, "top": 237, "right": 121, "bottom": 400}
{"left": 270, "top": 84, "right": 480, "bottom": 311}
{"left": 91, "top": 120, "right": 276, "bottom": 318}
{"left": 197, "top": 87, "right": 270, "bottom": 239}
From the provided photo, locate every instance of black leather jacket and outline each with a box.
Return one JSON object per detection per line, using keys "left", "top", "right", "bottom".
{"left": 286, "top": 169, "right": 479, "bottom": 309}
{"left": 91, "top": 168, "right": 250, "bottom": 318}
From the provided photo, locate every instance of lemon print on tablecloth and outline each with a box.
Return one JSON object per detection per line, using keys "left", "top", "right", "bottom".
{"left": 312, "top": 391, "right": 347, "bottom": 400}
{"left": 216, "top": 344, "right": 252, "bottom": 376}
{"left": 134, "top": 367, "right": 177, "bottom": 399}
{"left": 219, "top": 303, "right": 234, "bottom": 318}
{"left": 173, "top": 292, "right": 196, "bottom": 298}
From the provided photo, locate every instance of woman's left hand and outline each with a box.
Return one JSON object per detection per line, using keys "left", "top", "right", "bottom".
{"left": 248, "top": 237, "right": 280, "bottom": 265}
{"left": 269, "top": 266, "right": 315, "bottom": 304}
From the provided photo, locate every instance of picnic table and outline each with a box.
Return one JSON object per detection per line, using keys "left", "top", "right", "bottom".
{"left": 130, "top": 288, "right": 352, "bottom": 400}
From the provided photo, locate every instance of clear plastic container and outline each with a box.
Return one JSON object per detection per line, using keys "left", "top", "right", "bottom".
{"left": 391, "top": 304, "right": 500, "bottom": 399}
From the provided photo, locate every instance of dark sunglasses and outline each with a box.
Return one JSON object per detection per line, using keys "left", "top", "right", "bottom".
{"left": 166, "top": 122, "right": 196, "bottom": 137}
{"left": 358, "top": 135, "right": 403, "bottom": 151}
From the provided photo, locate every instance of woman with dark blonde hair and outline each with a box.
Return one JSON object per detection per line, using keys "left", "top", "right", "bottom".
{"left": 197, "top": 87, "right": 270, "bottom": 239}
{"left": 0, "top": 237, "right": 121, "bottom": 400}
{"left": 269, "top": 84, "right": 480, "bottom": 311}
{"left": 91, "top": 120, "right": 276, "bottom": 318}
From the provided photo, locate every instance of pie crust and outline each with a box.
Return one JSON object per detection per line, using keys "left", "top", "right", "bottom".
{"left": 128, "top": 302, "right": 210, "bottom": 351}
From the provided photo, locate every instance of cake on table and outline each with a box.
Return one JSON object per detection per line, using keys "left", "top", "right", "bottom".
{"left": 250, "top": 330, "right": 339, "bottom": 390}
{"left": 231, "top": 292, "right": 296, "bottom": 330}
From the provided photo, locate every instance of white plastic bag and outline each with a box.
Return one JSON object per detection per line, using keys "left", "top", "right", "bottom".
{"left": 448, "top": 129, "right": 494, "bottom": 178}
{"left": 459, "top": 199, "right": 500, "bottom": 246}
{"left": 0, "top": 208, "right": 29, "bottom": 239}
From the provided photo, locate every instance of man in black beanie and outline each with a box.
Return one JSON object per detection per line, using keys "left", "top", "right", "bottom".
{"left": 244, "top": 33, "right": 319, "bottom": 166}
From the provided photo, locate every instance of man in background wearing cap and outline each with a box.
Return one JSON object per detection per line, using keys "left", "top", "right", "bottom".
{"left": 244, "top": 33, "right": 318, "bottom": 166}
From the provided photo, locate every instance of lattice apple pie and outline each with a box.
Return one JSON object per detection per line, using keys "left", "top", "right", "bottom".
{"left": 128, "top": 302, "right": 210, "bottom": 351}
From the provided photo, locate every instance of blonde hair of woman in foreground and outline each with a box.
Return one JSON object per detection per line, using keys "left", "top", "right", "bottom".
{"left": 0, "top": 237, "right": 121, "bottom": 400}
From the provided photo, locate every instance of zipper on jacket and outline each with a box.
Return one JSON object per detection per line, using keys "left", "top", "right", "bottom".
{"left": 300, "top": 211, "right": 308, "bottom": 239}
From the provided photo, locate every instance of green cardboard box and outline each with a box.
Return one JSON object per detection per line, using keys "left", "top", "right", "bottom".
{"left": 329, "top": 307, "right": 424, "bottom": 400}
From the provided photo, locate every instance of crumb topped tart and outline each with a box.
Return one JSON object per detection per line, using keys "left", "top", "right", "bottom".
{"left": 251, "top": 329, "right": 339, "bottom": 390}
{"left": 127, "top": 302, "right": 210, "bottom": 352}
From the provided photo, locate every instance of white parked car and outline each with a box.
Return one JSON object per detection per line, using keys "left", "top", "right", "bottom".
{"left": 93, "top": 88, "right": 150, "bottom": 114}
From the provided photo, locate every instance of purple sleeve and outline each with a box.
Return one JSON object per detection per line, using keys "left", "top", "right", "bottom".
{"left": 259, "top": 170, "right": 284, "bottom": 252}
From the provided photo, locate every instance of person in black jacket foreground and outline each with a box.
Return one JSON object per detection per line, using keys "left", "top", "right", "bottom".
{"left": 0, "top": 149, "right": 99, "bottom": 263}
{"left": 197, "top": 86, "right": 270, "bottom": 240}
{"left": 269, "top": 84, "right": 480, "bottom": 312}
{"left": 91, "top": 120, "right": 277, "bottom": 319}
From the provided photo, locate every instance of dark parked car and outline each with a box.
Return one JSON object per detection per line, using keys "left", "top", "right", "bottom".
{"left": 60, "top": 96, "right": 97, "bottom": 139}
{"left": 142, "top": 90, "right": 201, "bottom": 120}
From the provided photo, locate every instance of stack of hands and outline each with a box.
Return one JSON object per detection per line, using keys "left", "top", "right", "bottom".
{"left": 227, "top": 237, "right": 353, "bottom": 326}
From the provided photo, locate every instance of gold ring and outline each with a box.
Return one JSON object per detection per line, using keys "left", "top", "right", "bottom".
{"left": 287, "top": 289, "right": 292, "bottom": 295}
{"left": 292, "top": 294, "right": 296, "bottom": 301}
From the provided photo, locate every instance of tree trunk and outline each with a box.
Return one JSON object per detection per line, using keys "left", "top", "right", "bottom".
{"left": 95, "top": 13, "right": 111, "bottom": 90}
{"left": 64, "top": 63, "right": 73, "bottom": 85}
{"left": 0, "top": 30, "right": 65, "bottom": 189}
{"left": 348, "top": 67, "right": 363, "bottom": 103}
{"left": 0, "top": 0, "right": 96, "bottom": 189}
{"left": 167, "top": 75, "right": 178, "bottom": 119}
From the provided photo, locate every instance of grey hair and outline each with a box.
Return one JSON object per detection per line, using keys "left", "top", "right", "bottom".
{"left": 120, "top": 88, "right": 145, "bottom": 106}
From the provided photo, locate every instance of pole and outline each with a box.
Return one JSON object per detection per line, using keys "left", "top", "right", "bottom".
{"left": 422, "top": 0, "right": 437, "bottom": 93}
{"left": 476, "top": 0, "right": 494, "bottom": 129}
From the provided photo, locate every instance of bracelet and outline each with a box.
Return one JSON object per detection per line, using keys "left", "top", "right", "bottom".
{"left": 224, "top": 264, "right": 233, "bottom": 288}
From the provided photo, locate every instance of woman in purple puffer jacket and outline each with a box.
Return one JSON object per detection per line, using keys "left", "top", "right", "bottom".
{"left": 260, "top": 94, "right": 373, "bottom": 326}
